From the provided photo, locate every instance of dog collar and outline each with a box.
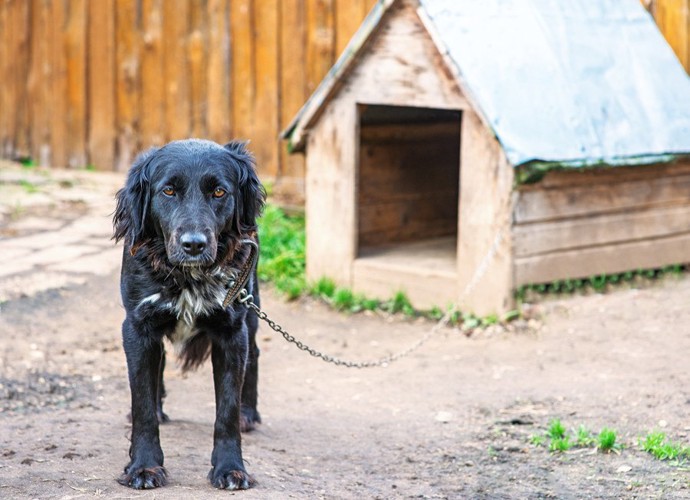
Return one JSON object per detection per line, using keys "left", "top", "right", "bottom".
{"left": 222, "top": 238, "right": 259, "bottom": 308}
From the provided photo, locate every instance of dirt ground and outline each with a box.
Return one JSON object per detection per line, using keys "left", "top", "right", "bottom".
{"left": 1, "top": 166, "right": 690, "bottom": 499}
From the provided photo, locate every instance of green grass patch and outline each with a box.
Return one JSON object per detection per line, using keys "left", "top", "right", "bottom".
{"left": 531, "top": 420, "right": 623, "bottom": 454}
{"left": 640, "top": 431, "right": 690, "bottom": 462}
{"left": 257, "top": 204, "right": 306, "bottom": 299}
{"left": 257, "top": 203, "right": 522, "bottom": 327}
{"left": 597, "top": 427, "right": 621, "bottom": 453}
{"left": 19, "top": 179, "right": 39, "bottom": 194}
{"left": 516, "top": 264, "right": 689, "bottom": 302}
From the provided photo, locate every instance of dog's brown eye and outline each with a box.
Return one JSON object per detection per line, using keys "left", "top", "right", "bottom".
{"left": 162, "top": 187, "right": 175, "bottom": 196}
{"left": 213, "top": 187, "right": 226, "bottom": 198}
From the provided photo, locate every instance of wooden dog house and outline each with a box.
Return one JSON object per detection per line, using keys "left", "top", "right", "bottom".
{"left": 282, "top": 0, "right": 690, "bottom": 315}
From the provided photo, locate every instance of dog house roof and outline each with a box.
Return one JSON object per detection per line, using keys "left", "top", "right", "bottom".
{"left": 283, "top": 0, "right": 690, "bottom": 169}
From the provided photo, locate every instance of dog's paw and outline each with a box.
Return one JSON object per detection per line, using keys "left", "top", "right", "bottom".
{"left": 240, "top": 407, "right": 261, "bottom": 432}
{"left": 208, "top": 468, "right": 255, "bottom": 490}
{"left": 118, "top": 465, "right": 167, "bottom": 489}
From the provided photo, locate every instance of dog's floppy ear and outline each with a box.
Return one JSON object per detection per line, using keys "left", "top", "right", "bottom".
{"left": 113, "top": 147, "right": 160, "bottom": 249}
{"left": 223, "top": 141, "right": 266, "bottom": 235}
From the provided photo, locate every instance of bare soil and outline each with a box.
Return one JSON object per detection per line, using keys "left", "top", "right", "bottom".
{"left": 1, "top": 170, "right": 689, "bottom": 498}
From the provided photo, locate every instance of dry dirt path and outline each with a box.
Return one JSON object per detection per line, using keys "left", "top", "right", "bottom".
{"left": 1, "top": 165, "right": 689, "bottom": 499}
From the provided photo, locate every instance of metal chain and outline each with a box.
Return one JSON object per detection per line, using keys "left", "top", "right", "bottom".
{"left": 238, "top": 227, "right": 505, "bottom": 368}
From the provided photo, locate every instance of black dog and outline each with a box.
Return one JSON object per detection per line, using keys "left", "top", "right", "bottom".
{"left": 113, "top": 139, "right": 265, "bottom": 490}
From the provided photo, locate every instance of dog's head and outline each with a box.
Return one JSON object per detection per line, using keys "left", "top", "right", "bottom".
{"left": 113, "top": 139, "right": 265, "bottom": 267}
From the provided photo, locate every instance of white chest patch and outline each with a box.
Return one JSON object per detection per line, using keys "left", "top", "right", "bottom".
{"left": 169, "top": 284, "right": 227, "bottom": 348}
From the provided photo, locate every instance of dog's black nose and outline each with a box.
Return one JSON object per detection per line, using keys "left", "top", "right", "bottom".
{"left": 180, "top": 232, "right": 207, "bottom": 256}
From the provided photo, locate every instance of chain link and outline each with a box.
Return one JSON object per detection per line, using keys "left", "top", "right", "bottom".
{"left": 238, "top": 227, "right": 504, "bottom": 368}
{"left": 243, "top": 296, "right": 454, "bottom": 368}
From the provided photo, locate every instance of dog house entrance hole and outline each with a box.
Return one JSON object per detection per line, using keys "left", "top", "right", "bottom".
{"left": 355, "top": 104, "right": 461, "bottom": 294}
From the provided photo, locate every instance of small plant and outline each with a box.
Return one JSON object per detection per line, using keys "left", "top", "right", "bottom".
{"left": 516, "top": 264, "right": 689, "bottom": 302}
{"left": 597, "top": 427, "right": 621, "bottom": 453}
{"left": 310, "top": 277, "right": 336, "bottom": 299}
{"left": 575, "top": 425, "right": 596, "bottom": 447}
{"left": 529, "top": 434, "right": 546, "bottom": 446}
{"left": 332, "top": 288, "right": 355, "bottom": 311}
{"left": 19, "top": 179, "right": 39, "bottom": 194}
{"left": 384, "top": 291, "right": 415, "bottom": 316}
{"left": 19, "top": 157, "right": 36, "bottom": 168}
{"left": 546, "top": 419, "right": 567, "bottom": 440}
{"left": 640, "top": 431, "right": 690, "bottom": 461}
{"left": 461, "top": 312, "right": 481, "bottom": 330}
{"left": 549, "top": 436, "right": 572, "bottom": 453}
{"left": 481, "top": 314, "right": 499, "bottom": 327}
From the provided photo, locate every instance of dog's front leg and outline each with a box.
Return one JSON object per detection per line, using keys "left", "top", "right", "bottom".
{"left": 119, "top": 322, "right": 167, "bottom": 489}
{"left": 208, "top": 338, "right": 255, "bottom": 489}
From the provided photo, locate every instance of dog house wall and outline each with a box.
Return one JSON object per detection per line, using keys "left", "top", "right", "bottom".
{"left": 289, "top": 0, "right": 690, "bottom": 315}
{"left": 302, "top": 1, "right": 512, "bottom": 309}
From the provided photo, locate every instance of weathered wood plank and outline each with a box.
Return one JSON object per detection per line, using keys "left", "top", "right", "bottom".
{"left": 335, "top": 0, "right": 368, "bottom": 57}
{"left": 514, "top": 203, "right": 690, "bottom": 258}
{"left": 0, "top": 2, "right": 8, "bottom": 155}
{"left": 115, "top": 0, "right": 139, "bottom": 170}
{"left": 306, "top": 0, "right": 335, "bottom": 94}
{"left": 64, "top": 0, "right": 87, "bottom": 168}
{"left": 141, "top": 0, "right": 165, "bottom": 147}
{"left": 50, "top": 0, "right": 68, "bottom": 168}
{"left": 253, "top": 0, "right": 280, "bottom": 176}
{"left": 87, "top": 0, "right": 115, "bottom": 170}
{"left": 346, "top": 0, "right": 468, "bottom": 110}
{"left": 163, "top": 0, "right": 190, "bottom": 141}
{"left": 207, "top": 0, "right": 231, "bottom": 143}
{"left": 230, "top": 0, "right": 254, "bottom": 140}
{"left": 457, "top": 110, "right": 515, "bottom": 315}
{"left": 189, "top": 0, "right": 208, "bottom": 138}
{"left": 515, "top": 170, "right": 690, "bottom": 224}
{"left": 353, "top": 237, "right": 458, "bottom": 308}
{"left": 277, "top": 0, "right": 307, "bottom": 202}
{"left": 360, "top": 121, "right": 461, "bottom": 142}
{"left": 515, "top": 231, "right": 690, "bottom": 285}
{"left": 521, "top": 161, "right": 690, "bottom": 189}
{"left": 304, "top": 98, "right": 357, "bottom": 284}
{"left": 10, "top": 0, "right": 31, "bottom": 159}
{"left": 28, "top": 0, "right": 51, "bottom": 166}
{"left": 358, "top": 197, "right": 459, "bottom": 246}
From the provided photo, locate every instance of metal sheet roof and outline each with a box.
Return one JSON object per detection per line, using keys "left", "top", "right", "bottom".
{"left": 418, "top": 0, "right": 690, "bottom": 167}
{"left": 284, "top": 0, "right": 690, "bottom": 168}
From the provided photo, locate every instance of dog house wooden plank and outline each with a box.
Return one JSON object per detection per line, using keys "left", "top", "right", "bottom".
{"left": 521, "top": 161, "right": 690, "bottom": 189}
{"left": 305, "top": 99, "right": 358, "bottom": 284}
{"left": 515, "top": 169, "right": 690, "bottom": 224}
{"left": 514, "top": 203, "right": 690, "bottom": 258}
{"left": 349, "top": 1, "right": 467, "bottom": 110}
{"left": 457, "top": 110, "right": 515, "bottom": 316}
{"left": 515, "top": 231, "right": 690, "bottom": 285}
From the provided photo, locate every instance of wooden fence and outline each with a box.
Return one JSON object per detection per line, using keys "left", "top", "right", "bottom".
{"left": 0, "top": 0, "right": 688, "bottom": 202}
